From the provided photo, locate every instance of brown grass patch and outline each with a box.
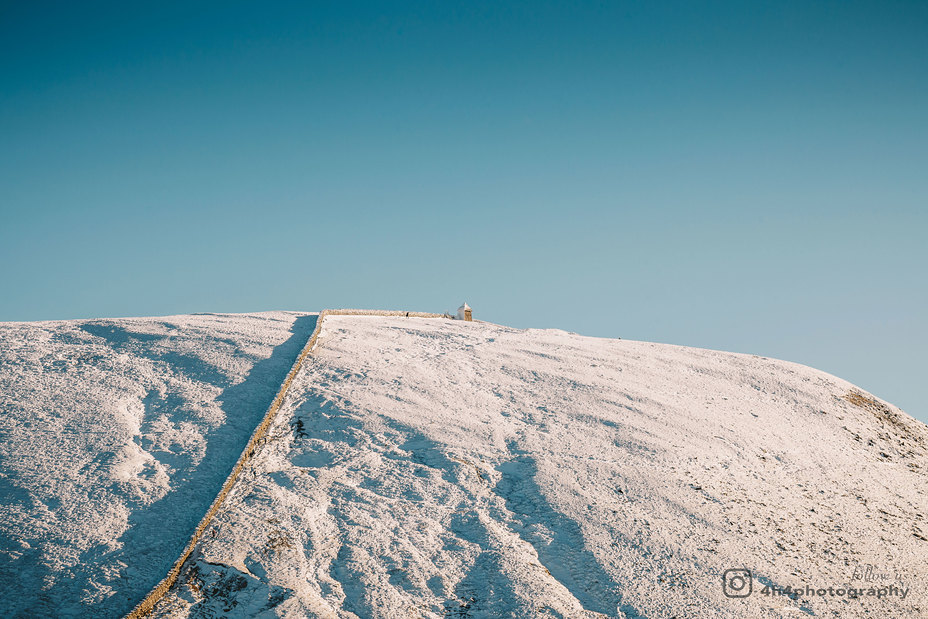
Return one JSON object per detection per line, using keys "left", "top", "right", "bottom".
{"left": 264, "top": 529, "right": 293, "bottom": 555}
{"left": 844, "top": 390, "right": 923, "bottom": 446}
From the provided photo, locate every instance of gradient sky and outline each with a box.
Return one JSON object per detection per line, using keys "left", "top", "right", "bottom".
{"left": 1, "top": 1, "right": 926, "bottom": 421}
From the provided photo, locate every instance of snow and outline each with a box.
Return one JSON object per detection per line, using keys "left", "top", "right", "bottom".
{"left": 0, "top": 311, "right": 318, "bottom": 617}
{"left": 139, "top": 315, "right": 926, "bottom": 618}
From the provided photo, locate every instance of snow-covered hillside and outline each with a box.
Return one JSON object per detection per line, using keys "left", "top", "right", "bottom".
{"left": 0, "top": 312, "right": 317, "bottom": 618}
{"left": 2, "top": 313, "right": 926, "bottom": 618}
{"left": 143, "top": 315, "right": 925, "bottom": 618}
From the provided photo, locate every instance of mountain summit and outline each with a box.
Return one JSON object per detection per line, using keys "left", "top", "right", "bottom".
{"left": 1, "top": 313, "right": 924, "bottom": 618}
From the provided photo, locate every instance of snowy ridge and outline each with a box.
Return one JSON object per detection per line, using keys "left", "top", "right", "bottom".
{"left": 125, "top": 311, "right": 449, "bottom": 618}
{"left": 3, "top": 312, "right": 925, "bottom": 618}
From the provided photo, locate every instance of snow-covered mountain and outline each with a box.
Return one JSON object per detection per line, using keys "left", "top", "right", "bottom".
{"left": 1, "top": 313, "right": 925, "bottom": 618}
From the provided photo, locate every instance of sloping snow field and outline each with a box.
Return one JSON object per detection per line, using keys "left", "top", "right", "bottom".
{"left": 146, "top": 315, "right": 927, "bottom": 618}
{"left": 0, "top": 312, "right": 317, "bottom": 618}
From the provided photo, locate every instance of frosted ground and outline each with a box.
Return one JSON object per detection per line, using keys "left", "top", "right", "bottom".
{"left": 1, "top": 313, "right": 926, "bottom": 617}
{"left": 156, "top": 315, "right": 925, "bottom": 618}
{"left": 0, "top": 312, "right": 317, "bottom": 617}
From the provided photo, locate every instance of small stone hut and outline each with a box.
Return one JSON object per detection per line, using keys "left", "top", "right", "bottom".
{"left": 457, "top": 303, "right": 473, "bottom": 321}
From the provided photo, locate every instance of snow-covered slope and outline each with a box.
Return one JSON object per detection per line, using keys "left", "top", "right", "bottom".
{"left": 146, "top": 315, "right": 927, "bottom": 618}
{"left": 0, "top": 312, "right": 317, "bottom": 618}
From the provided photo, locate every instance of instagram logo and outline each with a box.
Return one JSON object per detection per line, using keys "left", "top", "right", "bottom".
{"left": 722, "top": 569, "right": 753, "bottom": 598}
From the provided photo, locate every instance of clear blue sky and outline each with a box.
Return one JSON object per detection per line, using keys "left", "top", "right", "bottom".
{"left": 1, "top": 1, "right": 925, "bottom": 421}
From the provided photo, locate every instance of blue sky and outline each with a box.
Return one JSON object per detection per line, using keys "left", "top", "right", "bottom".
{"left": 1, "top": 1, "right": 926, "bottom": 421}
